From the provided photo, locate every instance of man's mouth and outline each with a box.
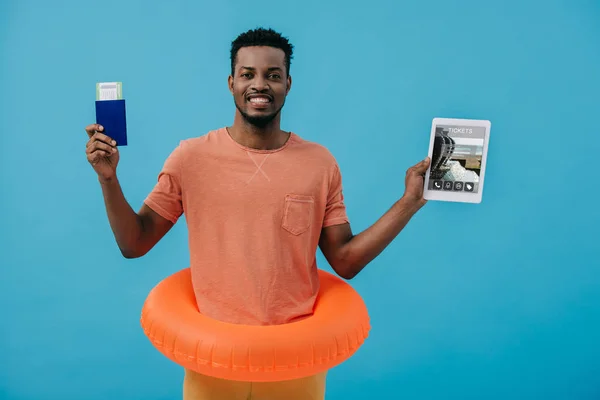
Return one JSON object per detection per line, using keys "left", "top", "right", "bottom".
{"left": 247, "top": 94, "right": 272, "bottom": 107}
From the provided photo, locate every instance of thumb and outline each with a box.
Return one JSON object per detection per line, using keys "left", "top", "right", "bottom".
{"left": 414, "top": 157, "right": 431, "bottom": 174}
{"left": 85, "top": 124, "right": 103, "bottom": 138}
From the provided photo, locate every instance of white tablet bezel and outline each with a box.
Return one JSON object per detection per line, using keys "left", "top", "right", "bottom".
{"left": 423, "top": 117, "right": 491, "bottom": 204}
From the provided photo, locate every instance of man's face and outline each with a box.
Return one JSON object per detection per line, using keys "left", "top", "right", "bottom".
{"left": 229, "top": 46, "right": 291, "bottom": 128}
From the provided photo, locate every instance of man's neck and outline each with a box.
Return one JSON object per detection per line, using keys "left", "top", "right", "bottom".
{"left": 228, "top": 114, "right": 289, "bottom": 150}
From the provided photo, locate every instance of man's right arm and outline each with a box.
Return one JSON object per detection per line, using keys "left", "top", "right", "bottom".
{"left": 99, "top": 177, "right": 174, "bottom": 258}
{"left": 85, "top": 123, "right": 182, "bottom": 258}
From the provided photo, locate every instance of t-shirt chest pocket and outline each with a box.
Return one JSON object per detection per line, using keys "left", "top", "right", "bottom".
{"left": 281, "top": 194, "right": 315, "bottom": 235}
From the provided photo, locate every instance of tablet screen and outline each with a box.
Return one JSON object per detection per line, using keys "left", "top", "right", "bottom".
{"left": 428, "top": 124, "right": 486, "bottom": 193}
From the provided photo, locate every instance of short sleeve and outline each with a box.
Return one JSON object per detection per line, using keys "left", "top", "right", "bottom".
{"left": 144, "top": 142, "right": 184, "bottom": 224}
{"left": 323, "top": 163, "right": 350, "bottom": 227}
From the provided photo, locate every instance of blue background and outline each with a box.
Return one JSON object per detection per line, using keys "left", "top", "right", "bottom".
{"left": 1, "top": 0, "right": 599, "bottom": 399}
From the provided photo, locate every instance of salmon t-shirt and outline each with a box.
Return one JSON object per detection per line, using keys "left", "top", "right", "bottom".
{"left": 144, "top": 127, "right": 349, "bottom": 326}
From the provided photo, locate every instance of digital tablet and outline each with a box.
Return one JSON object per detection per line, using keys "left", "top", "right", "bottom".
{"left": 423, "top": 117, "right": 491, "bottom": 204}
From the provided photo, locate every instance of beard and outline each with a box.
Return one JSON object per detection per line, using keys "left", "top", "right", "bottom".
{"left": 234, "top": 97, "right": 285, "bottom": 129}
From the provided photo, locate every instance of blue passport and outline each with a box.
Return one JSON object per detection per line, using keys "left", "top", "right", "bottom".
{"left": 95, "top": 99, "right": 128, "bottom": 146}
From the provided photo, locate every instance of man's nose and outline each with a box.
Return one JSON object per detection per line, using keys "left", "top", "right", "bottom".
{"left": 250, "top": 76, "right": 269, "bottom": 91}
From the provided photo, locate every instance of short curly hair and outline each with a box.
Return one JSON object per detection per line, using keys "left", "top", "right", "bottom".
{"left": 230, "top": 27, "right": 294, "bottom": 76}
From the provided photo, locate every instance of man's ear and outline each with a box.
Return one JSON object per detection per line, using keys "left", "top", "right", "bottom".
{"left": 228, "top": 75, "right": 234, "bottom": 94}
{"left": 286, "top": 75, "right": 292, "bottom": 94}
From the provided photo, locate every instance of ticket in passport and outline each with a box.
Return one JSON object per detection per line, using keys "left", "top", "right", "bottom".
{"left": 96, "top": 82, "right": 123, "bottom": 101}
{"left": 95, "top": 82, "right": 127, "bottom": 145}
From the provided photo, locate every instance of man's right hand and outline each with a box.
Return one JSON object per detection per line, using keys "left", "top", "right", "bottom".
{"left": 85, "top": 124, "right": 119, "bottom": 182}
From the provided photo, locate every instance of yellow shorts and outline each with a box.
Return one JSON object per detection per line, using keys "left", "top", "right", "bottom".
{"left": 182, "top": 368, "right": 327, "bottom": 400}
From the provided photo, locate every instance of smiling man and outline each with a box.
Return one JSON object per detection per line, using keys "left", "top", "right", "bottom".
{"left": 84, "top": 27, "right": 430, "bottom": 400}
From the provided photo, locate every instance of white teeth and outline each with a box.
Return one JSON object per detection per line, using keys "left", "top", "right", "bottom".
{"left": 249, "top": 97, "right": 270, "bottom": 103}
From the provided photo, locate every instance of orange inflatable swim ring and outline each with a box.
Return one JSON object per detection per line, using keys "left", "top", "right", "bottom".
{"left": 140, "top": 268, "right": 370, "bottom": 382}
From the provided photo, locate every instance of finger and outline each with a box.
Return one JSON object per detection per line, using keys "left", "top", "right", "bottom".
{"left": 87, "top": 140, "right": 117, "bottom": 155}
{"left": 87, "top": 149, "right": 111, "bottom": 164}
{"left": 412, "top": 157, "right": 431, "bottom": 174}
{"left": 85, "top": 124, "right": 103, "bottom": 138}
{"left": 86, "top": 131, "right": 116, "bottom": 148}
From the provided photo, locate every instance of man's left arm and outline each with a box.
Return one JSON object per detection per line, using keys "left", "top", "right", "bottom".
{"left": 319, "top": 157, "right": 430, "bottom": 280}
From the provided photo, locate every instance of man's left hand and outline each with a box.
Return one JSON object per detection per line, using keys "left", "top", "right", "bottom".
{"left": 402, "top": 157, "right": 431, "bottom": 208}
